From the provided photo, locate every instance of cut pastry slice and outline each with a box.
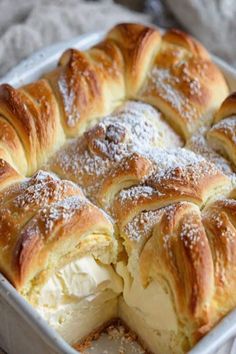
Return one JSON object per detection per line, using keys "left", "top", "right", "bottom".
{"left": 116, "top": 198, "right": 236, "bottom": 353}
{"left": 0, "top": 170, "right": 121, "bottom": 345}
{"left": 116, "top": 202, "right": 213, "bottom": 354}
{"left": 36, "top": 255, "right": 122, "bottom": 344}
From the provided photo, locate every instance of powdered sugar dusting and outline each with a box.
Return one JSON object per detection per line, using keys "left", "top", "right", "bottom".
{"left": 108, "top": 147, "right": 223, "bottom": 215}
{"left": 180, "top": 219, "right": 202, "bottom": 248}
{"left": 118, "top": 185, "right": 155, "bottom": 205}
{"left": 50, "top": 101, "right": 182, "bottom": 196}
{"left": 13, "top": 170, "right": 73, "bottom": 210}
{"left": 210, "top": 116, "right": 236, "bottom": 144}
{"left": 113, "top": 101, "right": 182, "bottom": 148}
{"left": 147, "top": 147, "right": 218, "bottom": 185}
{"left": 125, "top": 203, "right": 183, "bottom": 243}
{"left": 125, "top": 209, "right": 163, "bottom": 242}
{"left": 206, "top": 200, "right": 236, "bottom": 244}
{"left": 40, "top": 195, "right": 87, "bottom": 234}
{"left": 186, "top": 126, "right": 233, "bottom": 176}
{"left": 58, "top": 75, "right": 80, "bottom": 128}
{"left": 142, "top": 67, "right": 199, "bottom": 124}
{"left": 203, "top": 201, "right": 236, "bottom": 282}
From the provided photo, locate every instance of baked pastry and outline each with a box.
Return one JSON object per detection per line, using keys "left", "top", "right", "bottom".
{"left": 207, "top": 93, "right": 236, "bottom": 168}
{"left": 0, "top": 169, "right": 121, "bottom": 344}
{"left": 0, "top": 22, "right": 235, "bottom": 354}
{"left": 48, "top": 100, "right": 183, "bottom": 198}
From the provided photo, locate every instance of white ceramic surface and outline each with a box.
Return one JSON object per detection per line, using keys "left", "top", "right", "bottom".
{"left": 1, "top": 30, "right": 236, "bottom": 354}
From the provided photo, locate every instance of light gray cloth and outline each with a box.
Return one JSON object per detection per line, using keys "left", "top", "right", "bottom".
{"left": 148, "top": 0, "right": 236, "bottom": 68}
{"left": 0, "top": 0, "right": 149, "bottom": 77}
{"left": 1, "top": 0, "right": 236, "bottom": 77}
{"left": 165, "top": 0, "right": 236, "bottom": 67}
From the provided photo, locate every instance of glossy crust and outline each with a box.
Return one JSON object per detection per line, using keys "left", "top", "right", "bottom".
{"left": 0, "top": 115, "right": 27, "bottom": 174}
{"left": 107, "top": 23, "right": 162, "bottom": 95}
{"left": 44, "top": 41, "right": 125, "bottom": 137}
{"left": 214, "top": 92, "right": 236, "bottom": 123}
{"left": 120, "top": 195, "right": 236, "bottom": 350}
{"left": 98, "top": 152, "right": 154, "bottom": 209}
{"left": 203, "top": 199, "right": 236, "bottom": 313}
{"left": 0, "top": 159, "right": 23, "bottom": 191}
{"left": 44, "top": 91, "right": 235, "bottom": 349}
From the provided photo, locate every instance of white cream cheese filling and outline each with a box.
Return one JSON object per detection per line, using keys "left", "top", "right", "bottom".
{"left": 116, "top": 261, "right": 178, "bottom": 333}
{"left": 34, "top": 256, "right": 122, "bottom": 344}
{"left": 31, "top": 256, "right": 181, "bottom": 350}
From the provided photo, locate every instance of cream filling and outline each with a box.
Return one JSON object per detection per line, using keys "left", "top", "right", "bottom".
{"left": 119, "top": 298, "right": 184, "bottom": 354}
{"left": 116, "top": 261, "right": 178, "bottom": 333}
{"left": 34, "top": 256, "right": 122, "bottom": 344}
{"left": 31, "top": 256, "right": 180, "bottom": 350}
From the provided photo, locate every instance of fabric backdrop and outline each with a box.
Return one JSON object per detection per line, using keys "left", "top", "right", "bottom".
{"left": 1, "top": 0, "right": 236, "bottom": 77}
{"left": 0, "top": 0, "right": 149, "bottom": 77}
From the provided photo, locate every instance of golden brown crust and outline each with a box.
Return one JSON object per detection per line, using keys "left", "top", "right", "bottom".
{"left": 48, "top": 100, "right": 176, "bottom": 198}
{"left": 138, "top": 28, "right": 228, "bottom": 139}
{"left": 162, "top": 29, "right": 210, "bottom": 58}
{"left": 0, "top": 23, "right": 229, "bottom": 175}
{"left": 107, "top": 24, "right": 228, "bottom": 140}
{"left": 207, "top": 117, "right": 236, "bottom": 167}
{"left": 0, "top": 159, "right": 23, "bottom": 192}
{"left": 0, "top": 80, "right": 65, "bottom": 174}
{"left": 22, "top": 80, "right": 66, "bottom": 167}
{"left": 0, "top": 170, "right": 115, "bottom": 292}
{"left": 45, "top": 40, "right": 125, "bottom": 137}
{"left": 206, "top": 92, "right": 236, "bottom": 168}
{"left": 43, "top": 22, "right": 228, "bottom": 142}
{"left": 123, "top": 196, "right": 236, "bottom": 346}
{"left": 107, "top": 23, "right": 161, "bottom": 95}
{"left": 43, "top": 82, "right": 236, "bottom": 351}
{"left": 112, "top": 150, "right": 229, "bottom": 228}
{"left": 203, "top": 199, "right": 236, "bottom": 313}
{"left": 0, "top": 171, "right": 81, "bottom": 287}
{"left": 214, "top": 92, "right": 236, "bottom": 123}
{"left": 0, "top": 83, "right": 38, "bottom": 173}
{"left": 140, "top": 203, "right": 214, "bottom": 334}
{"left": 15, "top": 195, "right": 114, "bottom": 292}
{"left": 0, "top": 115, "right": 27, "bottom": 174}
{"left": 98, "top": 153, "right": 153, "bottom": 209}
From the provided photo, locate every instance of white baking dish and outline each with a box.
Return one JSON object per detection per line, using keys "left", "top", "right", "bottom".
{"left": 1, "top": 29, "right": 236, "bottom": 354}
